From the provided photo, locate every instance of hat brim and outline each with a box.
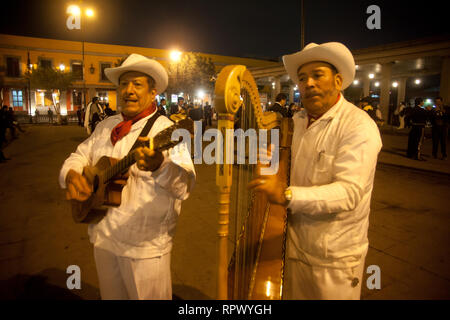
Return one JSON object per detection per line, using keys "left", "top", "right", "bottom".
{"left": 104, "top": 59, "right": 168, "bottom": 94}
{"left": 282, "top": 42, "right": 355, "bottom": 90}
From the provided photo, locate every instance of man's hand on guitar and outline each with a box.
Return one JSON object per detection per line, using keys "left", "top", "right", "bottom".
{"left": 134, "top": 137, "right": 164, "bottom": 172}
{"left": 66, "top": 169, "right": 93, "bottom": 201}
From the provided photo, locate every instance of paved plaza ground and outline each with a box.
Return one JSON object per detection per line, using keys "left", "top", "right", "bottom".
{"left": 0, "top": 123, "right": 449, "bottom": 300}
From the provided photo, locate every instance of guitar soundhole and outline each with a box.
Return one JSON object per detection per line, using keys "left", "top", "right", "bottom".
{"left": 93, "top": 175, "right": 99, "bottom": 193}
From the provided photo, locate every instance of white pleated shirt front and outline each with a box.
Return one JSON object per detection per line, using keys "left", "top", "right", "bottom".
{"left": 59, "top": 111, "right": 196, "bottom": 259}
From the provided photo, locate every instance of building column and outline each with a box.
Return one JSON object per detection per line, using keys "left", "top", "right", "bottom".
{"left": 363, "top": 78, "right": 370, "bottom": 97}
{"left": 60, "top": 91, "right": 67, "bottom": 115}
{"left": 271, "top": 76, "right": 281, "bottom": 103}
{"left": 379, "top": 62, "right": 393, "bottom": 122}
{"left": 397, "top": 77, "right": 407, "bottom": 107}
{"left": 440, "top": 56, "right": 450, "bottom": 105}
{"left": 87, "top": 88, "right": 96, "bottom": 104}
{"left": 289, "top": 84, "right": 295, "bottom": 104}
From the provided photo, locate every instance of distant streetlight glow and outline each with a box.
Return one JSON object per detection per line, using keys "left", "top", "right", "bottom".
{"left": 67, "top": 5, "right": 80, "bottom": 15}
{"left": 86, "top": 8, "right": 95, "bottom": 17}
{"left": 197, "top": 90, "right": 205, "bottom": 99}
{"left": 415, "top": 79, "right": 421, "bottom": 85}
{"left": 170, "top": 50, "right": 182, "bottom": 62}
{"left": 59, "top": 64, "right": 65, "bottom": 71}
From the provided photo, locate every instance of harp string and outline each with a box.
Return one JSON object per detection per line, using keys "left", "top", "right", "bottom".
{"left": 231, "top": 86, "right": 264, "bottom": 299}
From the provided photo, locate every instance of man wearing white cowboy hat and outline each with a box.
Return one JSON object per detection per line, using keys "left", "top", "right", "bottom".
{"left": 59, "top": 53, "right": 195, "bottom": 299}
{"left": 249, "top": 42, "right": 382, "bottom": 299}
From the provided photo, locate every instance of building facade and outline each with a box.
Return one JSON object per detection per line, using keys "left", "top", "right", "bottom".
{"left": 249, "top": 36, "right": 450, "bottom": 120}
{"left": 0, "top": 34, "right": 278, "bottom": 116}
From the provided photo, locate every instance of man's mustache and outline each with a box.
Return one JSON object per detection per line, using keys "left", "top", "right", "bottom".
{"left": 304, "top": 92, "right": 322, "bottom": 98}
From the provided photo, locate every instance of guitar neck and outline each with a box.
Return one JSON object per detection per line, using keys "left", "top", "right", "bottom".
{"left": 104, "top": 153, "right": 136, "bottom": 182}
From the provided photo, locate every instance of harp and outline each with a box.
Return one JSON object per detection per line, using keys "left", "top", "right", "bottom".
{"left": 214, "top": 65, "right": 293, "bottom": 299}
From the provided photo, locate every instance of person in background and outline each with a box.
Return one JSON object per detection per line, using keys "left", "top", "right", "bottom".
{"left": 76, "top": 107, "right": 82, "bottom": 126}
{"left": 268, "top": 93, "right": 290, "bottom": 117}
{"left": 431, "top": 97, "right": 448, "bottom": 160}
{"left": 170, "top": 96, "right": 187, "bottom": 115}
{"left": 203, "top": 102, "right": 212, "bottom": 127}
{"left": 104, "top": 103, "right": 115, "bottom": 117}
{"left": 158, "top": 98, "right": 168, "bottom": 116}
{"left": 0, "top": 106, "right": 11, "bottom": 162}
{"left": 395, "top": 101, "right": 406, "bottom": 129}
{"left": 84, "top": 97, "right": 103, "bottom": 135}
{"left": 407, "top": 97, "right": 428, "bottom": 160}
{"left": 48, "top": 107, "right": 54, "bottom": 124}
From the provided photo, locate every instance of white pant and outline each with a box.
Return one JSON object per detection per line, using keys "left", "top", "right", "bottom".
{"left": 284, "top": 257, "right": 366, "bottom": 300}
{"left": 94, "top": 247, "right": 172, "bottom": 300}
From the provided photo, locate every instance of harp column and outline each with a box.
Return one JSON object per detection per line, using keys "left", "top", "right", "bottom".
{"left": 217, "top": 113, "right": 234, "bottom": 300}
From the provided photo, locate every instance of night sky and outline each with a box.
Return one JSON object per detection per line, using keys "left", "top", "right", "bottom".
{"left": 1, "top": 0, "right": 449, "bottom": 60}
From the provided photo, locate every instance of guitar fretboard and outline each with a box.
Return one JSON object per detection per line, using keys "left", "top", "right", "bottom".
{"left": 104, "top": 153, "right": 136, "bottom": 182}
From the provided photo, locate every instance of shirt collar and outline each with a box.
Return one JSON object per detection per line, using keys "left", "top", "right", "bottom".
{"left": 118, "top": 108, "right": 158, "bottom": 131}
{"left": 299, "top": 94, "right": 344, "bottom": 121}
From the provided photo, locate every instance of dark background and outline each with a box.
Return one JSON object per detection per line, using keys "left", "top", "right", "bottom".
{"left": 1, "top": 0, "right": 449, "bottom": 59}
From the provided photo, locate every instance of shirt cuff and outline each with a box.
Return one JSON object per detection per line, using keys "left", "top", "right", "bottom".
{"left": 59, "top": 165, "right": 84, "bottom": 189}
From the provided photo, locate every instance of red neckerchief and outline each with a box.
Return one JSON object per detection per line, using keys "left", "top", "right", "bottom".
{"left": 307, "top": 93, "right": 340, "bottom": 128}
{"left": 110, "top": 102, "right": 156, "bottom": 145}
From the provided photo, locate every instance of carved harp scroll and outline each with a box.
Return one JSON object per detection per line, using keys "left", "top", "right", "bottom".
{"left": 214, "top": 65, "right": 292, "bottom": 300}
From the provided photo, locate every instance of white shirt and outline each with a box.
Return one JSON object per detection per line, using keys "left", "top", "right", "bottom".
{"left": 287, "top": 95, "right": 382, "bottom": 268}
{"left": 59, "top": 111, "right": 196, "bottom": 259}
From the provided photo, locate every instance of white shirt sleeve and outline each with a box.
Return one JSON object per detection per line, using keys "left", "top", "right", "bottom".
{"left": 288, "top": 123, "right": 382, "bottom": 215}
{"left": 58, "top": 134, "right": 95, "bottom": 189}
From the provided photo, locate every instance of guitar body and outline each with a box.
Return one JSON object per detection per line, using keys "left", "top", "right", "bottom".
{"left": 71, "top": 156, "right": 127, "bottom": 224}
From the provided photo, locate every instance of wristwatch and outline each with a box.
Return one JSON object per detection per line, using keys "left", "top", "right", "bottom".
{"left": 284, "top": 187, "right": 292, "bottom": 206}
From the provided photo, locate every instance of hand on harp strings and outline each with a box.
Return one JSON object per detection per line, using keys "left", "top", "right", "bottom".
{"left": 134, "top": 136, "right": 164, "bottom": 172}
{"left": 247, "top": 146, "right": 288, "bottom": 206}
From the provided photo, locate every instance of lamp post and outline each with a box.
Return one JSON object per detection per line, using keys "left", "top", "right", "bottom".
{"left": 170, "top": 50, "right": 182, "bottom": 102}
{"left": 66, "top": 5, "right": 95, "bottom": 109}
{"left": 300, "top": 0, "right": 305, "bottom": 50}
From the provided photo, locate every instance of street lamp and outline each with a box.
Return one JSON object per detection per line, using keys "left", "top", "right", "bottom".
{"left": 170, "top": 50, "right": 182, "bottom": 62}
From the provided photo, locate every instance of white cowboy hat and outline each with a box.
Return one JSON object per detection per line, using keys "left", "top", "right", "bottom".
{"left": 104, "top": 53, "right": 168, "bottom": 94}
{"left": 282, "top": 42, "right": 355, "bottom": 90}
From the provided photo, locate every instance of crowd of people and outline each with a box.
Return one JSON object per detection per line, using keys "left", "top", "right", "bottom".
{"left": 404, "top": 96, "right": 449, "bottom": 160}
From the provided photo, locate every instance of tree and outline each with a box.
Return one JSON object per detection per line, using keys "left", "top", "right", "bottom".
{"left": 166, "top": 52, "right": 216, "bottom": 103}
{"left": 26, "top": 66, "right": 75, "bottom": 124}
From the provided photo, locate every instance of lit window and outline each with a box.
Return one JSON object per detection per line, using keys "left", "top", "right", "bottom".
{"left": 12, "top": 90, "right": 23, "bottom": 107}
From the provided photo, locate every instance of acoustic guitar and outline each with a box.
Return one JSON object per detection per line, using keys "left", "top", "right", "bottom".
{"left": 71, "top": 118, "right": 194, "bottom": 224}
